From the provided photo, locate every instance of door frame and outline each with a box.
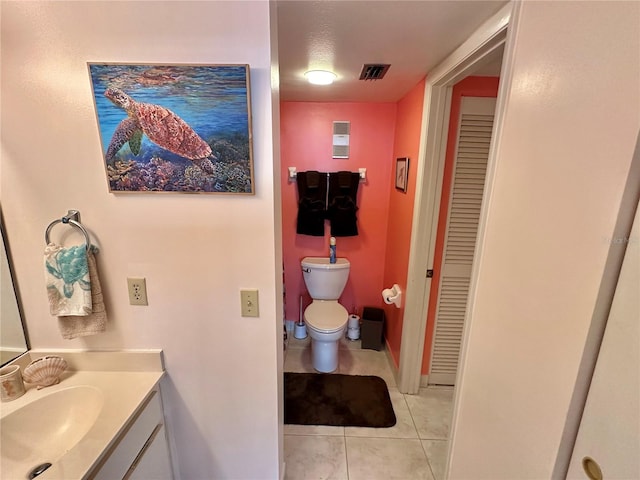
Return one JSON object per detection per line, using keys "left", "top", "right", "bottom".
{"left": 397, "top": 2, "right": 513, "bottom": 394}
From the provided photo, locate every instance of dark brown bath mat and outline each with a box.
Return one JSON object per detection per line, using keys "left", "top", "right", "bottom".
{"left": 284, "top": 372, "right": 396, "bottom": 428}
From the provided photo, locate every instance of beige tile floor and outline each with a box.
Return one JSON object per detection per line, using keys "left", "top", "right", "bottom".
{"left": 283, "top": 334, "right": 454, "bottom": 480}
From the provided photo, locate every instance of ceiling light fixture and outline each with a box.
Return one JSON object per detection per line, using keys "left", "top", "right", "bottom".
{"left": 304, "top": 70, "right": 337, "bottom": 85}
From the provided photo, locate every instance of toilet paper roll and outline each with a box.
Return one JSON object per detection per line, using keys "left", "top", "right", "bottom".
{"left": 347, "top": 314, "right": 360, "bottom": 340}
{"left": 382, "top": 288, "right": 396, "bottom": 304}
{"left": 382, "top": 284, "right": 402, "bottom": 308}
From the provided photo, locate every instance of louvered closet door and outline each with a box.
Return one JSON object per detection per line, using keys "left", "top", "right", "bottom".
{"left": 429, "top": 97, "right": 496, "bottom": 386}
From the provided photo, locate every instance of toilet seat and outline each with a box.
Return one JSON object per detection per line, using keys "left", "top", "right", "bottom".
{"left": 304, "top": 301, "right": 348, "bottom": 333}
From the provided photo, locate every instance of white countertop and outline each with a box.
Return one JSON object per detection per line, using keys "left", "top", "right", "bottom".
{"left": 0, "top": 350, "right": 164, "bottom": 480}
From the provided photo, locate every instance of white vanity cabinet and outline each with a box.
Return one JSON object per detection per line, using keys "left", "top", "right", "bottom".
{"left": 127, "top": 424, "right": 172, "bottom": 480}
{"left": 90, "top": 389, "right": 173, "bottom": 480}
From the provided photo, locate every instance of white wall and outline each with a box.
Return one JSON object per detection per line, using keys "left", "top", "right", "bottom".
{"left": 449, "top": 1, "right": 640, "bottom": 478}
{"left": 0, "top": 2, "right": 283, "bottom": 479}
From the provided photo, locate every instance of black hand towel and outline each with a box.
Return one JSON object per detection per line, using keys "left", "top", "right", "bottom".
{"left": 296, "top": 171, "right": 327, "bottom": 236}
{"left": 328, "top": 171, "right": 360, "bottom": 237}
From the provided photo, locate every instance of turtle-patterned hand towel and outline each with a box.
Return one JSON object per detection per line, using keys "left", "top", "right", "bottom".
{"left": 58, "top": 248, "right": 107, "bottom": 339}
{"left": 45, "top": 243, "right": 92, "bottom": 316}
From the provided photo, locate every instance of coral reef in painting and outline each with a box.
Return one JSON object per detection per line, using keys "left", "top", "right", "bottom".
{"left": 106, "top": 136, "right": 252, "bottom": 193}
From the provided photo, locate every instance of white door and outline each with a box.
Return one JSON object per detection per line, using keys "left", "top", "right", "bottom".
{"left": 566, "top": 201, "right": 640, "bottom": 479}
{"left": 429, "top": 97, "right": 496, "bottom": 386}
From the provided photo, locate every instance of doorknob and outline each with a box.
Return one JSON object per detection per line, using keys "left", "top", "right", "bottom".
{"left": 582, "top": 457, "right": 603, "bottom": 480}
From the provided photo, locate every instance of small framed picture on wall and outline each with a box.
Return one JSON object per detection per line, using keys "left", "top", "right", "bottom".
{"left": 395, "top": 157, "right": 409, "bottom": 193}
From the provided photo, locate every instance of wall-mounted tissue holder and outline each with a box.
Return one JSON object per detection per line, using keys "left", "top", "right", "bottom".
{"left": 382, "top": 284, "right": 402, "bottom": 308}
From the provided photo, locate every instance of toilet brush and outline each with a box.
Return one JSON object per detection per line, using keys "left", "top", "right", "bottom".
{"left": 294, "top": 294, "right": 307, "bottom": 339}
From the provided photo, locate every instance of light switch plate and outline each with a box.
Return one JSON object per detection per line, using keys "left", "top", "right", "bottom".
{"left": 240, "top": 289, "right": 259, "bottom": 317}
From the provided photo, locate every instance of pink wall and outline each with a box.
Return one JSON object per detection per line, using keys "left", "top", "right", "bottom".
{"left": 421, "top": 76, "right": 499, "bottom": 374}
{"left": 382, "top": 78, "right": 426, "bottom": 367}
{"left": 281, "top": 102, "right": 397, "bottom": 322}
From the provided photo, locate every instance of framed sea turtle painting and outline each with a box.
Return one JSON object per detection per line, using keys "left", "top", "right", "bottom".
{"left": 88, "top": 63, "right": 254, "bottom": 194}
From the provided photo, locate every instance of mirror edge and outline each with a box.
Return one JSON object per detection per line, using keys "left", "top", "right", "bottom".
{"left": 0, "top": 208, "right": 31, "bottom": 366}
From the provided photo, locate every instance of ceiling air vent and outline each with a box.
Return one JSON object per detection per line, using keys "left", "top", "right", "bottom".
{"left": 359, "top": 64, "right": 391, "bottom": 81}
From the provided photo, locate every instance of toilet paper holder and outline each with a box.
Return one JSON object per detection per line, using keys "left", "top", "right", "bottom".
{"left": 382, "top": 284, "right": 402, "bottom": 308}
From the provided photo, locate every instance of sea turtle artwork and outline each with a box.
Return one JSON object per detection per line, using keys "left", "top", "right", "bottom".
{"left": 104, "top": 87, "right": 215, "bottom": 174}
{"left": 89, "top": 63, "right": 254, "bottom": 194}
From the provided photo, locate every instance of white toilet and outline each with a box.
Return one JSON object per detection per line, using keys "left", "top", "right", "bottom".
{"left": 301, "top": 257, "right": 350, "bottom": 373}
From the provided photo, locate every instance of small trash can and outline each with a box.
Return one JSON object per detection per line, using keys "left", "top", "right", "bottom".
{"left": 361, "top": 306, "right": 385, "bottom": 351}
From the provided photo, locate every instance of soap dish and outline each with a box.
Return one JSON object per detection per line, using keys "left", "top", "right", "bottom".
{"left": 23, "top": 356, "right": 67, "bottom": 389}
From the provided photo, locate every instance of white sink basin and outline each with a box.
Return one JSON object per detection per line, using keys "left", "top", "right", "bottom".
{"left": 0, "top": 352, "right": 164, "bottom": 480}
{"left": 1, "top": 385, "right": 103, "bottom": 478}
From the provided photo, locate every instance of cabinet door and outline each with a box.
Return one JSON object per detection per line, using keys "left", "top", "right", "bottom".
{"left": 93, "top": 392, "right": 164, "bottom": 480}
{"left": 127, "top": 424, "right": 173, "bottom": 480}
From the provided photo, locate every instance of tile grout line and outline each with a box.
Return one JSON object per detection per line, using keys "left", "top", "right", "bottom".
{"left": 343, "top": 434, "right": 351, "bottom": 480}
{"left": 419, "top": 438, "right": 438, "bottom": 480}
{"left": 403, "top": 391, "right": 423, "bottom": 440}
{"left": 403, "top": 389, "right": 439, "bottom": 479}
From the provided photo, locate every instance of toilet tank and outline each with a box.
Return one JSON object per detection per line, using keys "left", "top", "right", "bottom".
{"left": 301, "top": 257, "right": 350, "bottom": 300}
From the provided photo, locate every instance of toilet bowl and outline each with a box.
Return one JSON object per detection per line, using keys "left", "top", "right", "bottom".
{"left": 304, "top": 300, "right": 348, "bottom": 373}
{"left": 301, "top": 257, "right": 350, "bottom": 373}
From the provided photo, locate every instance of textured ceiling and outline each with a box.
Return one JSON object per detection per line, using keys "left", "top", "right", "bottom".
{"left": 277, "top": 0, "right": 507, "bottom": 102}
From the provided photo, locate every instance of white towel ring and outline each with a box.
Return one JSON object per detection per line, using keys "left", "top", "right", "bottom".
{"left": 45, "top": 218, "right": 91, "bottom": 252}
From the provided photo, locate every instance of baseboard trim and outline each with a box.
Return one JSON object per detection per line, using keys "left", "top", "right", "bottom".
{"left": 384, "top": 340, "right": 401, "bottom": 389}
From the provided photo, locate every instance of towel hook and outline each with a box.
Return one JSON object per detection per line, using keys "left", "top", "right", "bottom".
{"left": 45, "top": 210, "right": 92, "bottom": 251}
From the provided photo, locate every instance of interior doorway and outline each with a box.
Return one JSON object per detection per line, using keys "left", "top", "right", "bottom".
{"left": 397, "top": 4, "right": 511, "bottom": 394}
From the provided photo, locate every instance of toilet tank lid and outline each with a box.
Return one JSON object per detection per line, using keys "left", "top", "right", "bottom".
{"left": 301, "top": 257, "right": 350, "bottom": 269}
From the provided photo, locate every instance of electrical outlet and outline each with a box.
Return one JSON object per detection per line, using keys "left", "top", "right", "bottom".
{"left": 240, "top": 289, "right": 259, "bottom": 317}
{"left": 127, "top": 277, "right": 148, "bottom": 306}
